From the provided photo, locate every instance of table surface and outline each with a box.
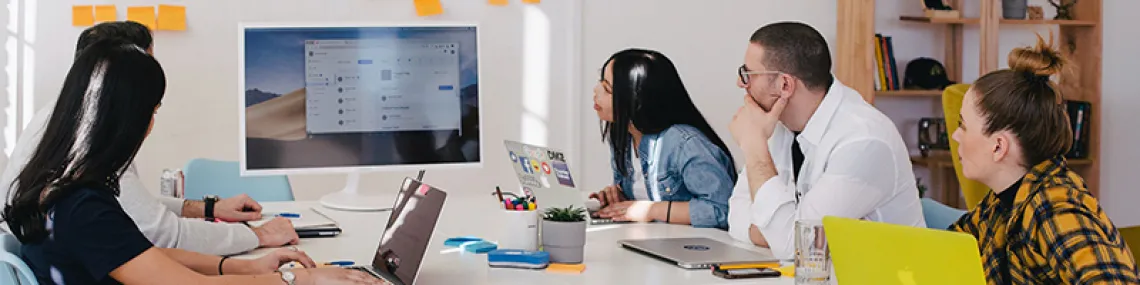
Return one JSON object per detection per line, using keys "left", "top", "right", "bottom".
{"left": 239, "top": 200, "right": 795, "bottom": 285}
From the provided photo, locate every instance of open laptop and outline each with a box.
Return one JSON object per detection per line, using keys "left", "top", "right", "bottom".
{"left": 618, "top": 237, "right": 778, "bottom": 269}
{"left": 824, "top": 216, "right": 986, "bottom": 285}
{"left": 347, "top": 178, "right": 448, "bottom": 285}
{"left": 501, "top": 140, "right": 629, "bottom": 225}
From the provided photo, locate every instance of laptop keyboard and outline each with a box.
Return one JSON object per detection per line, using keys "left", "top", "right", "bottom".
{"left": 346, "top": 266, "right": 383, "bottom": 279}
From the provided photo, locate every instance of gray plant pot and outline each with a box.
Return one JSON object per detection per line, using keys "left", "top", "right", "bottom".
{"left": 540, "top": 220, "right": 586, "bottom": 264}
{"left": 1002, "top": 0, "right": 1028, "bottom": 19}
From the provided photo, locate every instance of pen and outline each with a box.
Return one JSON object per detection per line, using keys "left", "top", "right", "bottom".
{"left": 505, "top": 200, "right": 514, "bottom": 210}
{"left": 495, "top": 186, "right": 505, "bottom": 203}
{"left": 277, "top": 212, "right": 301, "bottom": 218}
{"left": 324, "top": 261, "right": 355, "bottom": 266}
{"left": 716, "top": 262, "right": 780, "bottom": 270}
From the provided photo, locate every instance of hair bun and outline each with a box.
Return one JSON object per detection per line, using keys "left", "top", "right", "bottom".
{"left": 1008, "top": 33, "right": 1066, "bottom": 77}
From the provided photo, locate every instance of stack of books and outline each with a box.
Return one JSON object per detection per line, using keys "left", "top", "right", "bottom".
{"left": 874, "top": 33, "right": 900, "bottom": 91}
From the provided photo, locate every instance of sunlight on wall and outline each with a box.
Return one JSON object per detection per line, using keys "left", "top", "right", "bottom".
{"left": 21, "top": 0, "right": 34, "bottom": 129}
{"left": 520, "top": 5, "right": 550, "bottom": 146}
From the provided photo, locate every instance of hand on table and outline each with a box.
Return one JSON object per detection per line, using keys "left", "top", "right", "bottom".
{"left": 595, "top": 201, "right": 656, "bottom": 222}
{"left": 253, "top": 217, "right": 300, "bottom": 247}
{"left": 588, "top": 185, "right": 626, "bottom": 207}
{"left": 215, "top": 194, "right": 263, "bottom": 222}
{"left": 242, "top": 248, "right": 316, "bottom": 274}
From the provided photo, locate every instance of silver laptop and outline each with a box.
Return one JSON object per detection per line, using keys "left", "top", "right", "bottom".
{"left": 501, "top": 140, "right": 629, "bottom": 225}
{"left": 619, "top": 237, "right": 778, "bottom": 269}
{"left": 347, "top": 178, "right": 447, "bottom": 285}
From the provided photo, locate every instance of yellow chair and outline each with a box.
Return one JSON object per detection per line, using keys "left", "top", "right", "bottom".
{"left": 1119, "top": 226, "right": 1140, "bottom": 261}
{"left": 943, "top": 83, "right": 990, "bottom": 210}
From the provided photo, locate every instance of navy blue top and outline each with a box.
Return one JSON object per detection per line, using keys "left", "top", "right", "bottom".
{"left": 20, "top": 186, "right": 153, "bottom": 285}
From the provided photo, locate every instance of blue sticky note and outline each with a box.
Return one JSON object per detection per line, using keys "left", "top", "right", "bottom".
{"left": 462, "top": 241, "right": 498, "bottom": 253}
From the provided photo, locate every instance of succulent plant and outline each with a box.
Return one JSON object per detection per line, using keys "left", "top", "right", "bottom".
{"left": 543, "top": 205, "right": 587, "bottom": 222}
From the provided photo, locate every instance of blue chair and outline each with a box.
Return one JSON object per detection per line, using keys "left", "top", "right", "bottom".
{"left": 183, "top": 158, "right": 294, "bottom": 202}
{"left": 921, "top": 198, "right": 968, "bottom": 230}
{"left": 1, "top": 231, "right": 38, "bottom": 285}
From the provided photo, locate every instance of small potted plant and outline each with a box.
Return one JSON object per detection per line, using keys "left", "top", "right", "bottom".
{"left": 541, "top": 206, "right": 587, "bottom": 264}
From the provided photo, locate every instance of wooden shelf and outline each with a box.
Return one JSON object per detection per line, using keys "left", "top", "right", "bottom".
{"left": 876, "top": 89, "right": 943, "bottom": 97}
{"left": 1000, "top": 19, "right": 1097, "bottom": 26}
{"left": 900, "top": 16, "right": 979, "bottom": 24}
{"left": 900, "top": 16, "right": 1097, "bottom": 27}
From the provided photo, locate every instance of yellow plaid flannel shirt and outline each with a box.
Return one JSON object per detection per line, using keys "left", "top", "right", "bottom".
{"left": 951, "top": 158, "right": 1138, "bottom": 284}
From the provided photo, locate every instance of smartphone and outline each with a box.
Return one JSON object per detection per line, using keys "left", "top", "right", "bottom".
{"left": 712, "top": 267, "right": 782, "bottom": 279}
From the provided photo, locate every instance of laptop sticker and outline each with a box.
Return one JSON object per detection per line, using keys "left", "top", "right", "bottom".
{"left": 530, "top": 159, "right": 541, "bottom": 173}
{"left": 552, "top": 161, "right": 575, "bottom": 187}
{"left": 547, "top": 150, "right": 565, "bottom": 162}
{"left": 541, "top": 176, "right": 551, "bottom": 188}
{"left": 519, "top": 157, "right": 534, "bottom": 174}
{"left": 519, "top": 175, "right": 543, "bottom": 188}
{"left": 541, "top": 162, "right": 551, "bottom": 174}
{"left": 509, "top": 151, "right": 518, "bottom": 163}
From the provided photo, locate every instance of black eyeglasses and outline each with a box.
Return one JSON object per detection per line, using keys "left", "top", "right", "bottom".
{"left": 738, "top": 64, "right": 782, "bottom": 85}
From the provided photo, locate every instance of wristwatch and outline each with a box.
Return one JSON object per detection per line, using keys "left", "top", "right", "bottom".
{"left": 279, "top": 270, "right": 296, "bottom": 285}
{"left": 204, "top": 195, "right": 219, "bottom": 221}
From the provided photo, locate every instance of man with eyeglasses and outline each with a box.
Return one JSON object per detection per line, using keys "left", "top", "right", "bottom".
{"left": 725, "top": 22, "right": 926, "bottom": 258}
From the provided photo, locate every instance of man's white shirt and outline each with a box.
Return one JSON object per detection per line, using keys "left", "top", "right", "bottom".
{"left": 727, "top": 80, "right": 926, "bottom": 259}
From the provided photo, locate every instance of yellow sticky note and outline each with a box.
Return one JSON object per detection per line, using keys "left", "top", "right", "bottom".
{"left": 522, "top": 0, "right": 540, "bottom": 3}
{"left": 489, "top": 0, "right": 509, "bottom": 6}
{"left": 414, "top": 0, "right": 444, "bottom": 17}
{"left": 126, "top": 6, "right": 156, "bottom": 30}
{"left": 546, "top": 263, "right": 586, "bottom": 274}
{"left": 94, "top": 5, "right": 116, "bottom": 22}
{"left": 157, "top": 5, "right": 187, "bottom": 31}
{"left": 73, "top": 6, "right": 95, "bottom": 27}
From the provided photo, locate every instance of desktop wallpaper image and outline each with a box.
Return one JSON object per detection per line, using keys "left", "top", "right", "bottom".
{"left": 243, "top": 26, "right": 481, "bottom": 170}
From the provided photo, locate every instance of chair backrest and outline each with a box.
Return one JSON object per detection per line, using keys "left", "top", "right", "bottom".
{"left": 921, "top": 198, "right": 968, "bottom": 230}
{"left": 1118, "top": 226, "right": 1140, "bottom": 261}
{"left": 182, "top": 158, "right": 294, "bottom": 202}
{"left": 0, "top": 232, "right": 38, "bottom": 285}
{"left": 942, "top": 84, "right": 990, "bottom": 210}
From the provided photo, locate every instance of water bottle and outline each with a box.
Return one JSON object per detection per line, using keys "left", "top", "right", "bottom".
{"left": 160, "top": 169, "right": 184, "bottom": 198}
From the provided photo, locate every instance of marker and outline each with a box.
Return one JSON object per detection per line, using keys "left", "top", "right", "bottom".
{"left": 505, "top": 200, "right": 514, "bottom": 210}
{"left": 277, "top": 212, "right": 301, "bottom": 218}
{"left": 324, "top": 261, "right": 355, "bottom": 266}
{"left": 495, "top": 186, "right": 505, "bottom": 202}
{"left": 528, "top": 202, "right": 536, "bottom": 211}
{"left": 515, "top": 204, "right": 524, "bottom": 211}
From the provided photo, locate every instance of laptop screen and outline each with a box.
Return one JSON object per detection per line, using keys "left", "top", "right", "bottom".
{"left": 371, "top": 181, "right": 447, "bottom": 285}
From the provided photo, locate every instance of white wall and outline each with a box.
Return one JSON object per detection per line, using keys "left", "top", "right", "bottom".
{"left": 4, "top": 0, "right": 581, "bottom": 201}
{"left": 577, "top": 0, "right": 837, "bottom": 193}
{"left": 1098, "top": 0, "right": 1140, "bottom": 227}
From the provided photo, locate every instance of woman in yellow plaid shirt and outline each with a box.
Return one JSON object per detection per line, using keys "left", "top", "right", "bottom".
{"left": 950, "top": 34, "right": 1138, "bottom": 285}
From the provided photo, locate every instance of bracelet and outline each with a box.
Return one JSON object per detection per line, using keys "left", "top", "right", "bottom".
{"left": 665, "top": 201, "right": 673, "bottom": 223}
{"left": 219, "top": 256, "right": 230, "bottom": 275}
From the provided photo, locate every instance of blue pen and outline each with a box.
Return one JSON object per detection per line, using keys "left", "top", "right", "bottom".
{"left": 277, "top": 212, "right": 301, "bottom": 218}
{"left": 324, "top": 261, "right": 355, "bottom": 266}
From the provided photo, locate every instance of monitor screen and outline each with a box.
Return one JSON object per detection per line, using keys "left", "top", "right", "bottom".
{"left": 241, "top": 25, "right": 480, "bottom": 173}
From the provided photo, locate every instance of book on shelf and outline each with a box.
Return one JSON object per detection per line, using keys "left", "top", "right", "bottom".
{"left": 873, "top": 34, "right": 902, "bottom": 91}
{"left": 1065, "top": 100, "right": 1092, "bottom": 159}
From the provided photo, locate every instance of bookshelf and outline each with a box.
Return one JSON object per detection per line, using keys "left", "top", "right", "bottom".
{"left": 836, "top": 0, "right": 1103, "bottom": 205}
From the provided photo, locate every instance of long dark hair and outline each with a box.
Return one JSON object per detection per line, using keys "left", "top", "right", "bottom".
{"left": 2, "top": 38, "right": 166, "bottom": 243}
{"left": 600, "top": 49, "right": 736, "bottom": 177}
{"left": 76, "top": 21, "right": 153, "bottom": 58}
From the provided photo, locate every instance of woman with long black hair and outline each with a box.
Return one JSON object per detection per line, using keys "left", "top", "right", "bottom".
{"left": 1, "top": 39, "right": 382, "bottom": 285}
{"left": 589, "top": 49, "right": 736, "bottom": 229}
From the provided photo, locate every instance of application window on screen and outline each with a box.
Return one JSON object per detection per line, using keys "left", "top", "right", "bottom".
{"left": 304, "top": 39, "right": 462, "bottom": 135}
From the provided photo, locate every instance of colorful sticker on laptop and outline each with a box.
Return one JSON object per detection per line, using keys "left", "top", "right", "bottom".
{"left": 541, "top": 162, "right": 551, "bottom": 174}
{"left": 509, "top": 151, "right": 518, "bottom": 163}
{"left": 541, "top": 176, "right": 551, "bottom": 188}
{"left": 530, "top": 160, "right": 541, "bottom": 173}
{"left": 417, "top": 184, "right": 431, "bottom": 195}
{"left": 519, "top": 175, "right": 543, "bottom": 188}
{"left": 518, "top": 157, "right": 534, "bottom": 174}
{"left": 552, "top": 161, "right": 575, "bottom": 187}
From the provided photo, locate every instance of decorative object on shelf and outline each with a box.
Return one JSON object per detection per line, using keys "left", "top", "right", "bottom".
{"left": 918, "top": 117, "right": 950, "bottom": 158}
{"left": 920, "top": 0, "right": 961, "bottom": 18}
{"left": 540, "top": 206, "right": 587, "bottom": 264}
{"left": 1002, "top": 0, "right": 1028, "bottom": 19}
{"left": 904, "top": 58, "right": 955, "bottom": 90}
{"left": 916, "top": 178, "right": 928, "bottom": 198}
{"left": 1065, "top": 100, "right": 1092, "bottom": 159}
{"left": 1028, "top": 5, "right": 1045, "bottom": 20}
{"left": 1048, "top": 0, "right": 1079, "bottom": 20}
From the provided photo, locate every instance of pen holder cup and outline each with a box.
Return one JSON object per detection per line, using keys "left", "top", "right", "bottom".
{"left": 498, "top": 209, "right": 539, "bottom": 251}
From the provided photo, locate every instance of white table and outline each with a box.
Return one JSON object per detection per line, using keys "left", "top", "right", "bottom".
{"left": 241, "top": 201, "right": 795, "bottom": 285}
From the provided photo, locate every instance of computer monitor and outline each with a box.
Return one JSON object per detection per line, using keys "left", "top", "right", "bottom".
{"left": 239, "top": 23, "right": 481, "bottom": 211}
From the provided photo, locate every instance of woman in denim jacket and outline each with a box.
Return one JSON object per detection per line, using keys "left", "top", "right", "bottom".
{"left": 588, "top": 49, "right": 737, "bottom": 229}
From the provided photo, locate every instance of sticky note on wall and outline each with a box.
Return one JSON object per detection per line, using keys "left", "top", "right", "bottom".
{"left": 414, "top": 0, "right": 444, "bottom": 17}
{"left": 73, "top": 6, "right": 95, "bottom": 26}
{"left": 489, "top": 0, "right": 509, "bottom": 6}
{"left": 94, "top": 5, "right": 117, "bottom": 22}
{"left": 157, "top": 5, "right": 187, "bottom": 31}
{"left": 127, "top": 6, "right": 156, "bottom": 30}
{"left": 522, "top": 0, "right": 540, "bottom": 3}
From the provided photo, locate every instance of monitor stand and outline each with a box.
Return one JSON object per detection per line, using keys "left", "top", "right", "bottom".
{"left": 319, "top": 172, "right": 389, "bottom": 212}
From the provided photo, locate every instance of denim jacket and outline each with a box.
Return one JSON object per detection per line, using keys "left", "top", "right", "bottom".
{"left": 612, "top": 124, "right": 737, "bottom": 229}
